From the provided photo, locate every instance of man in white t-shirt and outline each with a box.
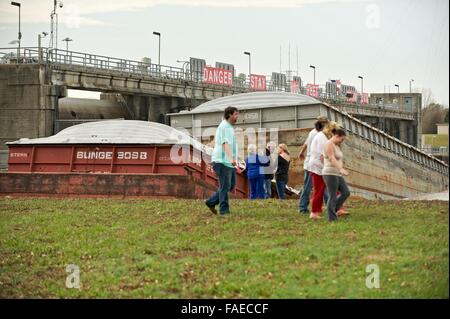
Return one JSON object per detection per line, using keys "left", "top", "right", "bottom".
{"left": 298, "top": 116, "right": 329, "bottom": 214}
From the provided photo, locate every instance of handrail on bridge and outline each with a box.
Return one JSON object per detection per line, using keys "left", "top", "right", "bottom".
{"left": 0, "top": 46, "right": 418, "bottom": 114}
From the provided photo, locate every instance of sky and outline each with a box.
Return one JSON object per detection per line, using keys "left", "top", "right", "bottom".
{"left": 0, "top": 0, "right": 448, "bottom": 106}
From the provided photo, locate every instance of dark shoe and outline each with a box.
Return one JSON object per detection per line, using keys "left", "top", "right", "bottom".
{"left": 299, "top": 210, "right": 310, "bottom": 214}
{"left": 220, "top": 211, "right": 230, "bottom": 216}
{"left": 204, "top": 200, "right": 218, "bottom": 214}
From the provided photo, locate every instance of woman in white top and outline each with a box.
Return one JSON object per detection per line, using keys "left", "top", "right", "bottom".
{"left": 322, "top": 126, "right": 351, "bottom": 221}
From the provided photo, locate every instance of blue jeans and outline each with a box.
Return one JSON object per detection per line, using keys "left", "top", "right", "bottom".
{"left": 298, "top": 170, "right": 329, "bottom": 213}
{"left": 249, "top": 176, "right": 265, "bottom": 199}
{"left": 298, "top": 170, "right": 312, "bottom": 212}
{"left": 323, "top": 175, "right": 350, "bottom": 221}
{"left": 276, "top": 180, "right": 287, "bottom": 200}
{"left": 263, "top": 178, "right": 272, "bottom": 198}
{"left": 206, "top": 162, "right": 236, "bottom": 214}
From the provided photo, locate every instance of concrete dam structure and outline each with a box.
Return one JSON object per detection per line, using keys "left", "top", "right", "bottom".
{"left": 168, "top": 92, "right": 448, "bottom": 199}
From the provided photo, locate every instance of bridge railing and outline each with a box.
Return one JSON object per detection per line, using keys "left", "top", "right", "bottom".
{"left": 0, "top": 47, "right": 44, "bottom": 63}
{"left": 421, "top": 146, "right": 449, "bottom": 156}
{"left": 0, "top": 47, "right": 418, "bottom": 116}
{"left": 46, "top": 48, "right": 188, "bottom": 80}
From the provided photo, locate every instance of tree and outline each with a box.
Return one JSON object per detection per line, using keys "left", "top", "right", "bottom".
{"left": 421, "top": 103, "right": 448, "bottom": 134}
{"left": 420, "top": 88, "right": 435, "bottom": 109}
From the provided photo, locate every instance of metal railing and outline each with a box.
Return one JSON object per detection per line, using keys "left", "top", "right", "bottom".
{"left": 323, "top": 103, "right": 449, "bottom": 175}
{"left": 421, "top": 146, "right": 449, "bottom": 156}
{"left": 0, "top": 46, "right": 417, "bottom": 115}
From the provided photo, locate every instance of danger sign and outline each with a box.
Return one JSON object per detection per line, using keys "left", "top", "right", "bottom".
{"left": 203, "top": 66, "right": 233, "bottom": 87}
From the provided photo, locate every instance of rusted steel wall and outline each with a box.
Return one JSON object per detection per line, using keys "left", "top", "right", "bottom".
{"left": 0, "top": 173, "right": 245, "bottom": 199}
{"left": 5, "top": 143, "right": 249, "bottom": 199}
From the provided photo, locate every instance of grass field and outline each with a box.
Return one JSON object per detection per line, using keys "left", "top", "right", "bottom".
{"left": 0, "top": 197, "right": 448, "bottom": 298}
{"left": 422, "top": 134, "right": 449, "bottom": 147}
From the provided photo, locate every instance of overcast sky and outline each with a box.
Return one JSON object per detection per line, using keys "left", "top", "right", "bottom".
{"left": 0, "top": 0, "right": 448, "bottom": 106}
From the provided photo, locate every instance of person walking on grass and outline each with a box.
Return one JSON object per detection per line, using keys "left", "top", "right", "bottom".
{"left": 322, "top": 126, "right": 351, "bottom": 221}
{"left": 307, "top": 121, "right": 339, "bottom": 219}
{"left": 205, "top": 106, "right": 239, "bottom": 216}
{"left": 298, "top": 116, "right": 329, "bottom": 214}
{"left": 275, "top": 144, "right": 291, "bottom": 200}
{"left": 244, "top": 144, "right": 266, "bottom": 199}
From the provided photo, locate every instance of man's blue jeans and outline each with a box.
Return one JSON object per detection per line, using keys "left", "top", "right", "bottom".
{"left": 298, "top": 170, "right": 328, "bottom": 213}
{"left": 206, "top": 162, "right": 236, "bottom": 214}
{"left": 298, "top": 170, "right": 312, "bottom": 212}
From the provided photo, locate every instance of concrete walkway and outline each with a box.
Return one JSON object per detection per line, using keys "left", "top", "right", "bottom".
{"left": 404, "top": 191, "right": 449, "bottom": 201}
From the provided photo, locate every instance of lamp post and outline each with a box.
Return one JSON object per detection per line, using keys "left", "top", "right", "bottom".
{"left": 309, "top": 65, "right": 316, "bottom": 85}
{"left": 358, "top": 75, "right": 364, "bottom": 95}
{"left": 38, "top": 32, "right": 48, "bottom": 63}
{"left": 176, "top": 60, "right": 190, "bottom": 79}
{"left": 62, "top": 37, "right": 72, "bottom": 51}
{"left": 244, "top": 52, "right": 251, "bottom": 82}
{"left": 409, "top": 79, "right": 414, "bottom": 93}
{"left": 11, "top": 2, "right": 21, "bottom": 63}
{"left": 153, "top": 31, "right": 161, "bottom": 70}
{"left": 394, "top": 84, "right": 400, "bottom": 94}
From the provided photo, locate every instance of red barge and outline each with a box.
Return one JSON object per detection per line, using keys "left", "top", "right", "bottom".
{"left": 1, "top": 120, "right": 249, "bottom": 199}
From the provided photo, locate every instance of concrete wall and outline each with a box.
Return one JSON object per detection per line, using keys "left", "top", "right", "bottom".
{"left": 368, "top": 93, "right": 422, "bottom": 146}
{"left": 0, "top": 64, "right": 66, "bottom": 150}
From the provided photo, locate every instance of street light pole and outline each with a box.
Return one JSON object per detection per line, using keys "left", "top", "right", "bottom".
{"left": 244, "top": 51, "right": 251, "bottom": 83}
{"left": 176, "top": 60, "right": 190, "bottom": 79}
{"left": 409, "top": 79, "right": 414, "bottom": 93}
{"left": 11, "top": 2, "right": 21, "bottom": 62}
{"left": 395, "top": 84, "right": 400, "bottom": 94}
{"left": 38, "top": 32, "right": 48, "bottom": 63}
{"left": 62, "top": 37, "right": 72, "bottom": 51}
{"left": 358, "top": 76, "right": 364, "bottom": 95}
{"left": 309, "top": 65, "right": 316, "bottom": 85}
{"left": 153, "top": 31, "right": 161, "bottom": 69}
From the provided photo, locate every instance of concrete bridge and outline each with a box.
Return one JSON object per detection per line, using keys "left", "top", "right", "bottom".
{"left": 0, "top": 47, "right": 421, "bottom": 151}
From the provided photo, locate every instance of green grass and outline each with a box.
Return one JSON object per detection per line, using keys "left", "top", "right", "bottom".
{"left": 0, "top": 197, "right": 448, "bottom": 298}
{"left": 422, "top": 134, "right": 449, "bottom": 147}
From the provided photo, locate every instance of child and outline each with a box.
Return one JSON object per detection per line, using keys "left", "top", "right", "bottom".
{"left": 244, "top": 144, "right": 265, "bottom": 199}
{"left": 275, "top": 144, "right": 291, "bottom": 200}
